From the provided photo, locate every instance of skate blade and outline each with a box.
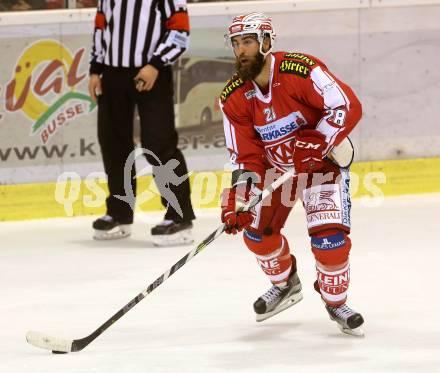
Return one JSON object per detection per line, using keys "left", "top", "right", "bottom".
{"left": 338, "top": 324, "right": 365, "bottom": 337}
{"left": 152, "top": 230, "right": 194, "bottom": 247}
{"left": 256, "top": 292, "right": 303, "bottom": 322}
{"left": 93, "top": 225, "right": 131, "bottom": 240}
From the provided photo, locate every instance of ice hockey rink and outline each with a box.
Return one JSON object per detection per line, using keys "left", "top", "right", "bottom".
{"left": 1, "top": 193, "right": 440, "bottom": 373}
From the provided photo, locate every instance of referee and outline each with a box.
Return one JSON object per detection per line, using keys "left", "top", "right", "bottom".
{"left": 88, "top": 0, "right": 195, "bottom": 245}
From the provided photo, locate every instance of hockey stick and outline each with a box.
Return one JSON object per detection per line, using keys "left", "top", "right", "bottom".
{"left": 26, "top": 168, "right": 295, "bottom": 353}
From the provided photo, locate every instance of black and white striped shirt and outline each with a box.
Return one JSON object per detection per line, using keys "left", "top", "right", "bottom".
{"left": 90, "top": 0, "right": 190, "bottom": 74}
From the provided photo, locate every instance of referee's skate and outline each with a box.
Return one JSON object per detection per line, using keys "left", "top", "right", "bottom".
{"left": 151, "top": 219, "right": 194, "bottom": 246}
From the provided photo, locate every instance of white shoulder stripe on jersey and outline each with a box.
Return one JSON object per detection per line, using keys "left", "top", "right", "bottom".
{"left": 220, "top": 103, "right": 238, "bottom": 153}
{"left": 322, "top": 70, "right": 350, "bottom": 109}
{"left": 311, "top": 66, "right": 349, "bottom": 109}
{"left": 311, "top": 66, "right": 352, "bottom": 150}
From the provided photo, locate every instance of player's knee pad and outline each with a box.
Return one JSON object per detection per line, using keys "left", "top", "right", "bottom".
{"left": 311, "top": 229, "right": 351, "bottom": 306}
{"left": 243, "top": 230, "right": 294, "bottom": 284}
{"left": 311, "top": 229, "right": 351, "bottom": 266}
{"left": 243, "top": 230, "right": 281, "bottom": 256}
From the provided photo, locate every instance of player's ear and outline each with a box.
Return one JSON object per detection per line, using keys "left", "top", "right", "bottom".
{"left": 262, "top": 36, "right": 271, "bottom": 53}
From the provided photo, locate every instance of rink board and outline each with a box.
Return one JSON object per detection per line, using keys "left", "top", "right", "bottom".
{"left": 1, "top": 157, "right": 439, "bottom": 221}
{"left": 1, "top": 1, "right": 440, "bottom": 185}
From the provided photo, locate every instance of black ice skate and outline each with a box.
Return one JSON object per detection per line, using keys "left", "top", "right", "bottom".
{"left": 151, "top": 220, "right": 193, "bottom": 247}
{"left": 253, "top": 269, "right": 303, "bottom": 322}
{"left": 93, "top": 215, "right": 131, "bottom": 240}
{"left": 325, "top": 304, "right": 365, "bottom": 337}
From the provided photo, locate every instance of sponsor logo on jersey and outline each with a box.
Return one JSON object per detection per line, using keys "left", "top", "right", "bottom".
{"left": 245, "top": 89, "right": 256, "bottom": 100}
{"left": 258, "top": 123, "right": 297, "bottom": 141}
{"left": 311, "top": 232, "right": 346, "bottom": 250}
{"left": 283, "top": 52, "right": 316, "bottom": 66}
{"left": 221, "top": 76, "right": 244, "bottom": 102}
{"left": 279, "top": 60, "right": 310, "bottom": 78}
{"left": 254, "top": 112, "right": 307, "bottom": 170}
{"left": 254, "top": 111, "right": 306, "bottom": 141}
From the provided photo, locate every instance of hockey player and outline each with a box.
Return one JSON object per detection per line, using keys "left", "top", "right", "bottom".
{"left": 220, "top": 13, "right": 364, "bottom": 336}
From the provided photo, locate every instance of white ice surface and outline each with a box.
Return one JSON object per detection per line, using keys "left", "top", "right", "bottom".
{"left": 1, "top": 194, "right": 440, "bottom": 373}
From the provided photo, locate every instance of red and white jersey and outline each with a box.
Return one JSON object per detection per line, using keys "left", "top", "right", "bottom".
{"left": 220, "top": 51, "right": 362, "bottom": 176}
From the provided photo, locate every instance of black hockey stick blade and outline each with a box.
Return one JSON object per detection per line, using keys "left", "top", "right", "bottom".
{"left": 26, "top": 168, "right": 295, "bottom": 353}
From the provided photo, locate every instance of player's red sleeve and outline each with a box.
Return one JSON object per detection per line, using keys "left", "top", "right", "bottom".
{"left": 220, "top": 99, "right": 267, "bottom": 177}
{"left": 289, "top": 61, "right": 362, "bottom": 153}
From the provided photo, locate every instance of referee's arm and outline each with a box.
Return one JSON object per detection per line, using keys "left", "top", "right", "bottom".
{"left": 89, "top": 0, "right": 106, "bottom": 75}
{"left": 149, "top": 0, "right": 191, "bottom": 71}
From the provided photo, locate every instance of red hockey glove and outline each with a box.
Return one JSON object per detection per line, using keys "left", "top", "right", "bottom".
{"left": 292, "top": 129, "right": 327, "bottom": 173}
{"left": 221, "top": 185, "right": 254, "bottom": 235}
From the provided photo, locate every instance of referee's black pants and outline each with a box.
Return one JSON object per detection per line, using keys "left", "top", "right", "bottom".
{"left": 97, "top": 66, "right": 195, "bottom": 224}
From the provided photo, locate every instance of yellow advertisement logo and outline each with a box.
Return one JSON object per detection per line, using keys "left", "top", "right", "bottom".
{"left": 4, "top": 39, "right": 95, "bottom": 143}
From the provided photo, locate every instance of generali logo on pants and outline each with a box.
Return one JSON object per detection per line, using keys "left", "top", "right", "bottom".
{"left": 304, "top": 184, "right": 343, "bottom": 228}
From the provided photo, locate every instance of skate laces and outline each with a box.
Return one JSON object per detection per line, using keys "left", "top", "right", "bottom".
{"left": 329, "top": 305, "right": 355, "bottom": 320}
{"left": 261, "top": 285, "right": 284, "bottom": 304}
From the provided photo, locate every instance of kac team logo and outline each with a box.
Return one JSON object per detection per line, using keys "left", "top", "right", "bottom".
{"left": 3, "top": 39, "right": 96, "bottom": 144}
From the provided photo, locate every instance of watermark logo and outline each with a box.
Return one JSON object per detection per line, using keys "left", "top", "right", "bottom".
{"left": 3, "top": 39, "right": 95, "bottom": 144}
{"left": 54, "top": 152, "right": 387, "bottom": 219}
{"left": 115, "top": 148, "right": 190, "bottom": 219}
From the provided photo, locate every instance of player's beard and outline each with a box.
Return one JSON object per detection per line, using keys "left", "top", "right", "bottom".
{"left": 235, "top": 52, "right": 265, "bottom": 81}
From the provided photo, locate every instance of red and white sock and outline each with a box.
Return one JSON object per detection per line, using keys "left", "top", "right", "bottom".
{"left": 245, "top": 234, "right": 293, "bottom": 286}
{"left": 316, "top": 261, "right": 350, "bottom": 306}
